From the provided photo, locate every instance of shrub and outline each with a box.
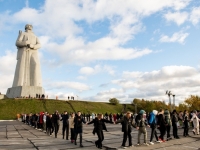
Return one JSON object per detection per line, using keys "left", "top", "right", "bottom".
{"left": 109, "top": 98, "right": 119, "bottom": 105}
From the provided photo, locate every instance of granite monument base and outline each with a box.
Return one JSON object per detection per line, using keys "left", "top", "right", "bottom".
{"left": 6, "top": 86, "right": 45, "bottom": 98}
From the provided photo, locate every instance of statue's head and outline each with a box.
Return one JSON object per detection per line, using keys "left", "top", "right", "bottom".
{"left": 25, "top": 24, "right": 33, "bottom": 31}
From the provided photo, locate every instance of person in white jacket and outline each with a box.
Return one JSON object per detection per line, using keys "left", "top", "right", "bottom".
{"left": 43, "top": 112, "right": 47, "bottom": 133}
{"left": 190, "top": 110, "right": 200, "bottom": 135}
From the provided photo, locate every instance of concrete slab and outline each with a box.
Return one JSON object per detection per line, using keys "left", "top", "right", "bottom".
{"left": 0, "top": 121, "right": 200, "bottom": 150}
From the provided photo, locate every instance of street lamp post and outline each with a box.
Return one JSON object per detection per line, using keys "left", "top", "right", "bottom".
{"left": 132, "top": 103, "right": 137, "bottom": 114}
{"left": 172, "top": 95, "right": 175, "bottom": 110}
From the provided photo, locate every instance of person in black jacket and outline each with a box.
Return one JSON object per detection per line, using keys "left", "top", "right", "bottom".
{"left": 183, "top": 110, "right": 189, "bottom": 137}
{"left": 116, "top": 111, "right": 135, "bottom": 148}
{"left": 74, "top": 111, "right": 86, "bottom": 147}
{"left": 46, "top": 113, "right": 53, "bottom": 136}
{"left": 88, "top": 113, "right": 114, "bottom": 149}
{"left": 52, "top": 110, "right": 60, "bottom": 138}
{"left": 172, "top": 109, "right": 180, "bottom": 139}
{"left": 61, "top": 111, "right": 69, "bottom": 140}
{"left": 157, "top": 109, "right": 166, "bottom": 142}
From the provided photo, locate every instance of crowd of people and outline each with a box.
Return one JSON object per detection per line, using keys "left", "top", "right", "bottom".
{"left": 20, "top": 109, "right": 200, "bottom": 149}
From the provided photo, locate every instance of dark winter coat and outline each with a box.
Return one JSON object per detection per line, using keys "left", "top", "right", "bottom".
{"left": 157, "top": 113, "right": 166, "bottom": 128}
{"left": 172, "top": 113, "right": 178, "bottom": 126}
{"left": 117, "top": 116, "right": 135, "bottom": 132}
{"left": 61, "top": 114, "right": 69, "bottom": 125}
{"left": 88, "top": 118, "right": 113, "bottom": 134}
{"left": 74, "top": 116, "right": 86, "bottom": 133}
{"left": 52, "top": 113, "right": 60, "bottom": 125}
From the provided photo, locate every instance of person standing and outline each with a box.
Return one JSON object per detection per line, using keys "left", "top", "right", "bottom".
{"left": 183, "top": 110, "right": 189, "bottom": 136}
{"left": 157, "top": 109, "right": 166, "bottom": 142}
{"left": 46, "top": 113, "right": 53, "bottom": 136}
{"left": 109, "top": 113, "right": 113, "bottom": 121}
{"left": 172, "top": 109, "right": 180, "bottom": 139}
{"left": 35, "top": 113, "right": 39, "bottom": 129}
{"left": 164, "top": 109, "right": 172, "bottom": 141}
{"left": 113, "top": 113, "right": 117, "bottom": 122}
{"left": 116, "top": 111, "right": 135, "bottom": 148}
{"left": 74, "top": 111, "right": 86, "bottom": 147}
{"left": 148, "top": 110, "right": 160, "bottom": 145}
{"left": 61, "top": 111, "right": 69, "bottom": 140}
{"left": 52, "top": 110, "right": 60, "bottom": 138}
{"left": 39, "top": 112, "right": 43, "bottom": 130}
{"left": 69, "top": 113, "right": 75, "bottom": 143}
{"left": 88, "top": 113, "right": 114, "bottom": 149}
{"left": 92, "top": 113, "right": 95, "bottom": 120}
{"left": 190, "top": 110, "right": 200, "bottom": 135}
{"left": 135, "top": 110, "right": 150, "bottom": 146}
{"left": 43, "top": 112, "right": 47, "bottom": 133}
{"left": 105, "top": 112, "right": 108, "bottom": 120}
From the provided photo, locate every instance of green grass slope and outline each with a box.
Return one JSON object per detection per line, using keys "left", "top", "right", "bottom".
{"left": 0, "top": 99, "right": 134, "bottom": 120}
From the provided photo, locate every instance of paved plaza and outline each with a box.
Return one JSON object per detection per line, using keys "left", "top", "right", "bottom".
{"left": 0, "top": 120, "right": 200, "bottom": 150}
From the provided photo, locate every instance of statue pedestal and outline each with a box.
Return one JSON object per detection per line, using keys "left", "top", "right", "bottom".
{"left": 6, "top": 86, "right": 45, "bottom": 98}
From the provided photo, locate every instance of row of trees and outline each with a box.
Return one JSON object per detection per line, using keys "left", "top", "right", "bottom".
{"left": 178, "top": 95, "right": 200, "bottom": 112}
{"left": 109, "top": 95, "right": 200, "bottom": 113}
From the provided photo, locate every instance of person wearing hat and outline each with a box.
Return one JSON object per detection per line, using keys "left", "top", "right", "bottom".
{"left": 135, "top": 110, "right": 149, "bottom": 146}
{"left": 148, "top": 110, "right": 160, "bottom": 145}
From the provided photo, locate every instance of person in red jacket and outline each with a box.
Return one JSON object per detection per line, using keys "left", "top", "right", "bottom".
{"left": 39, "top": 112, "right": 44, "bottom": 130}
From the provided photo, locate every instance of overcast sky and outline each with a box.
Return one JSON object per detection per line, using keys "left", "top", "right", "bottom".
{"left": 0, "top": 0, "right": 200, "bottom": 104}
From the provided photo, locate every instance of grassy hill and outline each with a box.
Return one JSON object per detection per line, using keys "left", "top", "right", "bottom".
{"left": 0, "top": 99, "right": 134, "bottom": 120}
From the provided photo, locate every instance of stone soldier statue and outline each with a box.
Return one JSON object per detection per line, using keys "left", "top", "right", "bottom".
{"left": 13, "top": 24, "right": 42, "bottom": 86}
{"left": 6, "top": 24, "right": 44, "bottom": 98}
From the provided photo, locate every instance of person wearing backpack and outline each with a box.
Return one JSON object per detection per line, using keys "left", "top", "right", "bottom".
{"left": 148, "top": 110, "right": 160, "bottom": 145}
{"left": 135, "top": 110, "right": 150, "bottom": 146}
{"left": 164, "top": 109, "right": 172, "bottom": 141}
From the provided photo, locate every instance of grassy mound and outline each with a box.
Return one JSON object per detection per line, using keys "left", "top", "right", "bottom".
{"left": 0, "top": 99, "right": 134, "bottom": 120}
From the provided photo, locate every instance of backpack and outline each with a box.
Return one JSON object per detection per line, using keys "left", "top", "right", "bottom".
{"left": 147, "top": 114, "right": 151, "bottom": 124}
{"left": 165, "top": 115, "right": 170, "bottom": 125}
